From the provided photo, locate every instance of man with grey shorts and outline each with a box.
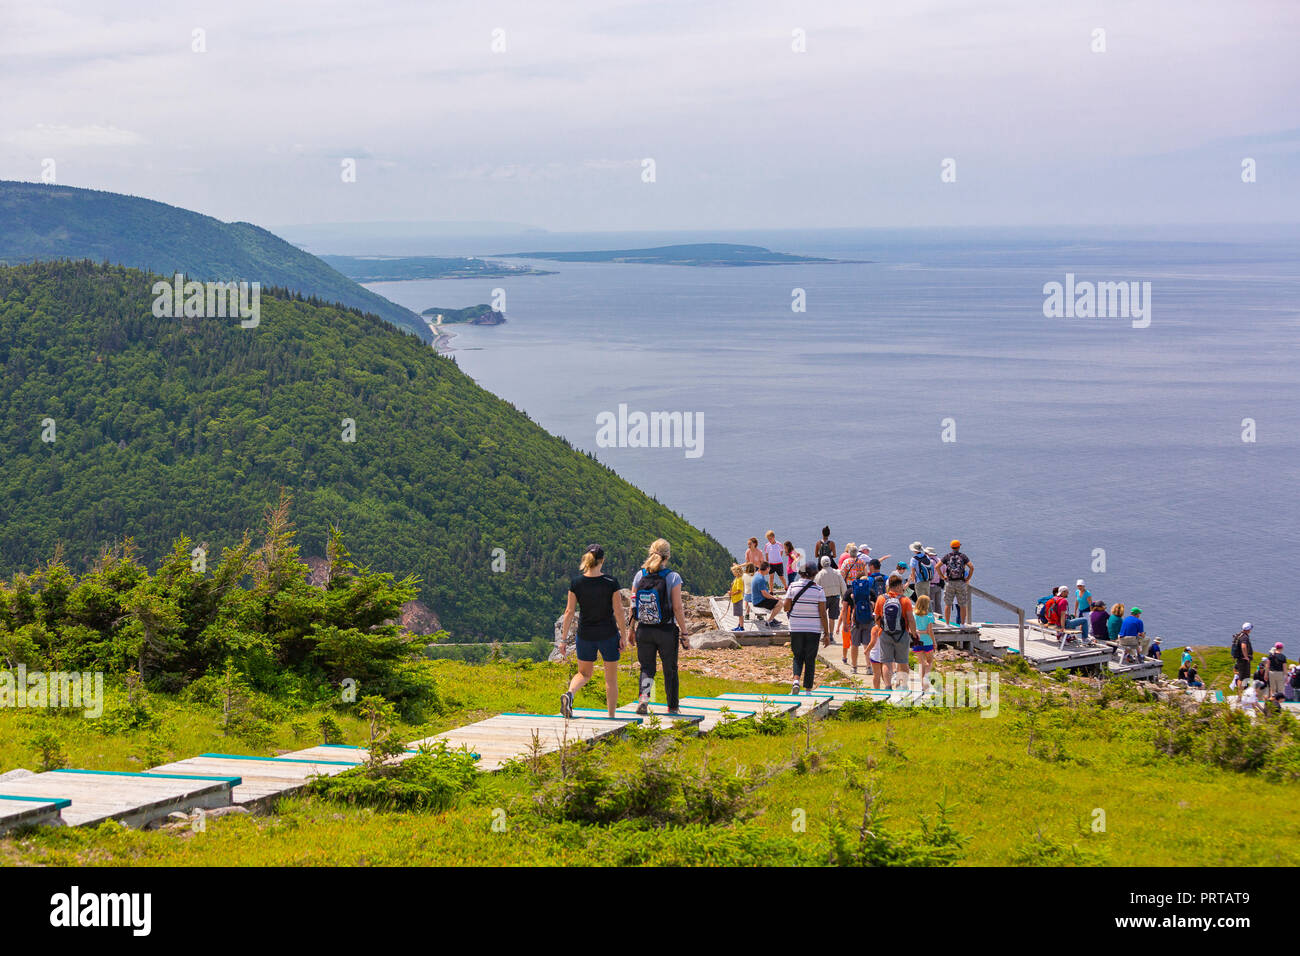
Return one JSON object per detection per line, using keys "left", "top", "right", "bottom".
{"left": 875, "top": 574, "right": 917, "bottom": 688}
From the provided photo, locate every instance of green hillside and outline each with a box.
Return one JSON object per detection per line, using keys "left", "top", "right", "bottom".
{"left": 0, "top": 181, "right": 428, "bottom": 339}
{"left": 0, "top": 260, "right": 731, "bottom": 640}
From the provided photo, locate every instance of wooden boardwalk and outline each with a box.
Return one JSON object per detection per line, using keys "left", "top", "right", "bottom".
{"left": 145, "top": 753, "right": 362, "bottom": 808}
{"left": 0, "top": 769, "right": 237, "bottom": 828}
{"left": 408, "top": 713, "right": 640, "bottom": 771}
{"left": 712, "top": 693, "right": 831, "bottom": 719}
{"left": 708, "top": 596, "right": 791, "bottom": 645}
{"left": 0, "top": 794, "right": 71, "bottom": 834}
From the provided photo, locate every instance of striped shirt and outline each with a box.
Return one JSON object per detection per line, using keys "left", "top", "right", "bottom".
{"left": 785, "top": 578, "right": 826, "bottom": 633}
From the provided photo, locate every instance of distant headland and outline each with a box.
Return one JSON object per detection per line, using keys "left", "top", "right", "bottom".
{"left": 495, "top": 242, "right": 864, "bottom": 267}
{"left": 323, "top": 255, "right": 554, "bottom": 281}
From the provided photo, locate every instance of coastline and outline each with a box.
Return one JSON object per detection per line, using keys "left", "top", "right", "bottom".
{"left": 432, "top": 325, "right": 457, "bottom": 354}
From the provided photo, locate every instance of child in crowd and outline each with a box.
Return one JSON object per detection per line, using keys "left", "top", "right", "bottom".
{"left": 729, "top": 563, "right": 746, "bottom": 632}
{"left": 912, "top": 594, "right": 936, "bottom": 682}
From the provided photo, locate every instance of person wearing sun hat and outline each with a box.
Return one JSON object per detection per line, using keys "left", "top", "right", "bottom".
{"left": 1267, "top": 641, "right": 1289, "bottom": 698}
{"left": 908, "top": 541, "right": 933, "bottom": 604}
{"left": 923, "top": 546, "right": 943, "bottom": 612}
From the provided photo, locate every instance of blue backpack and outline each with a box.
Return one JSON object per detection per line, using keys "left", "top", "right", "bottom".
{"left": 1035, "top": 595, "right": 1055, "bottom": 625}
{"left": 849, "top": 577, "right": 875, "bottom": 620}
{"left": 866, "top": 572, "right": 887, "bottom": 605}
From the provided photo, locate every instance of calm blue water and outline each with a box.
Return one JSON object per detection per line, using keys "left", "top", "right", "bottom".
{"left": 367, "top": 229, "right": 1300, "bottom": 648}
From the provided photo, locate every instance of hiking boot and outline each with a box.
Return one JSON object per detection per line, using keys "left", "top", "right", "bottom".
{"left": 635, "top": 699, "right": 649, "bottom": 715}
{"left": 560, "top": 691, "right": 574, "bottom": 719}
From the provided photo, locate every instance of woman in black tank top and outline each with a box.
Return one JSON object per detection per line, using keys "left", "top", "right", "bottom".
{"left": 558, "top": 545, "right": 628, "bottom": 719}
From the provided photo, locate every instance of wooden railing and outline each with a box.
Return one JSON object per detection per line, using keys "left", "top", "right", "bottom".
{"left": 968, "top": 584, "right": 1025, "bottom": 656}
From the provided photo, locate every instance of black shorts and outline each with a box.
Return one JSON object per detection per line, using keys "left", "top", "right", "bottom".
{"left": 1234, "top": 659, "right": 1250, "bottom": 679}
{"left": 769, "top": 564, "right": 786, "bottom": 579}
{"left": 755, "top": 597, "right": 779, "bottom": 611}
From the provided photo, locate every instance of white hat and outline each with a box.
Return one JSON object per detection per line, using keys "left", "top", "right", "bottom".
{"left": 1242, "top": 622, "right": 1253, "bottom": 631}
{"left": 910, "top": 541, "right": 923, "bottom": 552}
{"left": 1076, "top": 579, "right": 1085, "bottom": 586}
{"left": 924, "top": 546, "right": 937, "bottom": 556}
{"left": 860, "top": 544, "right": 871, "bottom": 552}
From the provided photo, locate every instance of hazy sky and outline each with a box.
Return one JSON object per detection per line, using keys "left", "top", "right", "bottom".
{"left": 2, "top": 0, "right": 1297, "bottom": 232}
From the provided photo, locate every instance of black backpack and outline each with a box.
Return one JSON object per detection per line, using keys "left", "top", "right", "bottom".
{"left": 880, "top": 593, "right": 906, "bottom": 638}
{"left": 942, "top": 552, "right": 967, "bottom": 581}
{"left": 1231, "top": 632, "right": 1245, "bottom": 660}
{"left": 914, "top": 553, "right": 933, "bottom": 583}
{"left": 816, "top": 539, "right": 835, "bottom": 562}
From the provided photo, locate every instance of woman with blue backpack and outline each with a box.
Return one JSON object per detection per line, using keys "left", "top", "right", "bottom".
{"left": 629, "top": 538, "right": 688, "bottom": 714}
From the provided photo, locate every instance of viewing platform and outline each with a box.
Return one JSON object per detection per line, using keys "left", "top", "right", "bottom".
{"left": 712, "top": 586, "right": 1163, "bottom": 680}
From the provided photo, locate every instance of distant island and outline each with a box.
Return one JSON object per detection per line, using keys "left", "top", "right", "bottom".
{"left": 420, "top": 304, "right": 505, "bottom": 326}
{"left": 323, "top": 255, "right": 554, "bottom": 281}
{"left": 495, "top": 242, "right": 861, "bottom": 267}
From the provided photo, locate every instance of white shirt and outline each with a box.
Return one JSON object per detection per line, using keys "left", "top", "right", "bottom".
{"left": 785, "top": 578, "right": 826, "bottom": 633}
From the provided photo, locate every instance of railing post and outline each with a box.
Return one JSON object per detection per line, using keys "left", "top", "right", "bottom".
{"left": 1017, "top": 608, "right": 1025, "bottom": 656}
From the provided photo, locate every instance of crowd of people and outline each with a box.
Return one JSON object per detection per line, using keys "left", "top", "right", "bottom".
{"left": 553, "top": 529, "right": 1294, "bottom": 719}
{"left": 728, "top": 529, "right": 975, "bottom": 691}
{"left": 1226, "top": 623, "right": 1299, "bottom": 714}
{"left": 1036, "top": 581, "right": 1151, "bottom": 660}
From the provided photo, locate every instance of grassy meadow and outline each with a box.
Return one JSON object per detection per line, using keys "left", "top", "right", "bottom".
{"left": 2, "top": 658, "right": 1297, "bottom": 867}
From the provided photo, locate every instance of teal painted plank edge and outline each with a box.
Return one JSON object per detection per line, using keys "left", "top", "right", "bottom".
{"left": 500, "top": 712, "right": 642, "bottom": 724}
{"left": 571, "top": 707, "right": 703, "bottom": 722}
{"left": 198, "top": 753, "right": 358, "bottom": 766}
{"left": 0, "top": 794, "right": 73, "bottom": 809}
{"left": 53, "top": 769, "right": 240, "bottom": 786}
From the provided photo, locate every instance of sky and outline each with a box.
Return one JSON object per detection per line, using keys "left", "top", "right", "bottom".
{"left": 1, "top": 0, "right": 1297, "bottom": 233}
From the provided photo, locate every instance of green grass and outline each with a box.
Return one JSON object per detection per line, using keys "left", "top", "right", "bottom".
{"left": 3, "top": 661, "right": 1298, "bottom": 867}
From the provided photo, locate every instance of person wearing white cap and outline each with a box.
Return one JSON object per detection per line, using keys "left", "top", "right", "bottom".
{"left": 1073, "top": 580, "right": 1092, "bottom": 619}
{"left": 1230, "top": 623, "right": 1254, "bottom": 700}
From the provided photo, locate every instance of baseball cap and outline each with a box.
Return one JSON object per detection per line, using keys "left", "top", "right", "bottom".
{"left": 1076, "top": 579, "right": 1085, "bottom": 586}
{"left": 950, "top": 540, "right": 961, "bottom": 548}
{"left": 1242, "top": 622, "right": 1253, "bottom": 631}
{"left": 1131, "top": 607, "right": 1142, "bottom": 614}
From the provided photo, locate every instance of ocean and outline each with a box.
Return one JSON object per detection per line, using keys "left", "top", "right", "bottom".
{"left": 364, "top": 227, "right": 1300, "bottom": 649}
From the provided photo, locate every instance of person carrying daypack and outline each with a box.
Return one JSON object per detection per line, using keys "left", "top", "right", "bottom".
{"left": 1230, "top": 623, "right": 1254, "bottom": 698}
{"left": 629, "top": 539, "right": 687, "bottom": 714}
{"left": 846, "top": 567, "right": 879, "bottom": 674}
{"left": 813, "top": 526, "right": 837, "bottom": 567}
{"left": 940, "top": 540, "right": 973, "bottom": 625}
{"left": 872, "top": 574, "right": 916, "bottom": 688}
{"left": 908, "top": 542, "right": 932, "bottom": 601}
